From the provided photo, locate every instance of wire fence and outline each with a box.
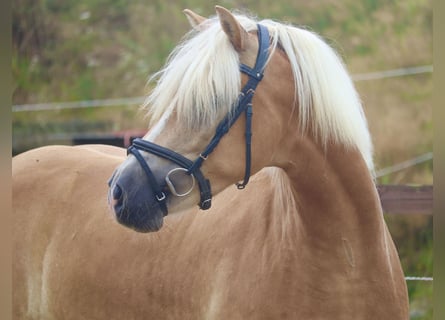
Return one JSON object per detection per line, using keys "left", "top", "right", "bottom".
{"left": 12, "top": 64, "right": 433, "bottom": 113}
{"left": 377, "top": 153, "right": 433, "bottom": 283}
{"left": 351, "top": 65, "right": 433, "bottom": 81}
{"left": 375, "top": 152, "right": 433, "bottom": 178}
{"left": 12, "top": 96, "right": 147, "bottom": 112}
{"left": 404, "top": 276, "right": 433, "bottom": 282}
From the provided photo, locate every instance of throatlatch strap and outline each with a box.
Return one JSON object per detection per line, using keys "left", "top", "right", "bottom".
{"left": 235, "top": 24, "right": 269, "bottom": 188}
{"left": 236, "top": 104, "right": 253, "bottom": 189}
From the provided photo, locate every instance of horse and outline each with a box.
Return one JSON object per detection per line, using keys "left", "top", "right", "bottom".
{"left": 13, "top": 6, "right": 409, "bottom": 319}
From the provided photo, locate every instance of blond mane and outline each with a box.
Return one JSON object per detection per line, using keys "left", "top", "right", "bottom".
{"left": 143, "top": 13, "right": 374, "bottom": 171}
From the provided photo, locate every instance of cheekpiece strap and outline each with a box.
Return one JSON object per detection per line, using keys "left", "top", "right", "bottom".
{"left": 235, "top": 24, "right": 269, "bottom": 188}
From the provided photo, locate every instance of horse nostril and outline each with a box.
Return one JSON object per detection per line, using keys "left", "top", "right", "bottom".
{"left": 113, "top": 184, "right": 123, "bottom": 201}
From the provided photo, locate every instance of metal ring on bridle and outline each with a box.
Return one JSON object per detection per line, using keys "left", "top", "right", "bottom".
{"left": 165, "top": 168, "right": 196, "bottom": 197}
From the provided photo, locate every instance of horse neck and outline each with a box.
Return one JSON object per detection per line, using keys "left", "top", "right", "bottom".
{"left": 279, "top": 137, "right": 384, "bottom": 245}
{"left": 273, "top": 136, "right": 410, "bottom": 316}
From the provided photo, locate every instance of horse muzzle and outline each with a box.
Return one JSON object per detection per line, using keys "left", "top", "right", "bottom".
{"left": 107, "top": 157, "right": 169, "bottom": 233}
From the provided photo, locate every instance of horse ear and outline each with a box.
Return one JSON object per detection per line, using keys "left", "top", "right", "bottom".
{"left": 215, "top": 6, "right": 248, "bottom": 51}
{"left": 183, "top": 9, "right": 207, "bottom": 30}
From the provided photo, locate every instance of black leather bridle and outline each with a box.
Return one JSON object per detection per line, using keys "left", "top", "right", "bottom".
{"left": 127, "top": 24, "right": 270, "bottom": 216}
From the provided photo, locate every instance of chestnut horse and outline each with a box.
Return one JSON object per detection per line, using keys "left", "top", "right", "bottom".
{"left": 13, "top": 6, "right": 409, "bottom": 319}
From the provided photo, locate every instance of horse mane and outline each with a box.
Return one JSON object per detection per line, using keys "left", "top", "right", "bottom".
{"left": 143, "top": 13, "right": 374, "bottom": 172}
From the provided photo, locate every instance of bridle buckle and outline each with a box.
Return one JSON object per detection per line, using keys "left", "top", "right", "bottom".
{"left": 156, "top": 192, "right": 167, "bottom": 202}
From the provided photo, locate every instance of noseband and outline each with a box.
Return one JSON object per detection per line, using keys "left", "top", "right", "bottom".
{"left": 127, "top": 24, "right": 270, "bottom": 216}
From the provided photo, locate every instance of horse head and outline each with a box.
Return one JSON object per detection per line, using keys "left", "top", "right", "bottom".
{"left": 108, "top": 6, "right": 372, "bottom": 233}
{"left": 108, "top": 6, "right": 296, "bottom": 232}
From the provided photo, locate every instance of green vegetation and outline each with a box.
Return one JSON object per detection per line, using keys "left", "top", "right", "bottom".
{"left": 13, "top": 1, "right": 432, "bottom": 318}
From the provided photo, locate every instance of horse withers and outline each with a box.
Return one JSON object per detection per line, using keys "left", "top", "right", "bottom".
{"left": 13, "top": 6, "right": 409, "bottom": 319}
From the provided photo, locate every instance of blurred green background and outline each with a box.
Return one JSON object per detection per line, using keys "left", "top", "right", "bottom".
{"left": 12, "top": 0, "right": 432, "bottom": 318}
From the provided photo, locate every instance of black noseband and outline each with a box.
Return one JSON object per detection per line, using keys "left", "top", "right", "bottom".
{"left": 127, "top": 24, "right": 270, "bottom": 215}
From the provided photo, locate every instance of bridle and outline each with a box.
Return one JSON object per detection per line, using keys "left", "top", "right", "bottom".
{"left": 127, "top": 24, "right": 270, "bottom": 216}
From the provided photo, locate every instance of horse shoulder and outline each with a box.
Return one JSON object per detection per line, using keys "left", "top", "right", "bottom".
{"left": 13, "top": 145, "right": 124, "bottom": 318}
